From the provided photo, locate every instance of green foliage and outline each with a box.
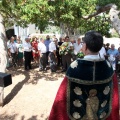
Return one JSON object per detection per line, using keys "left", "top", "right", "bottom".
{"left": 79, "top": 14, "right": 111, "bottom": 37}
{"left": 97, "top": 0, "right": 120, "bottom": 8}
{"left": 111, "top": 31, "right": 119, "bottom": 37}
{"left": 77, "top": 52, "right": 84, "bottom": 58}
{"left": 0, "top": 0, "right": 120, "bottom": 36}
{"left": 1, "top": 0, "right": 51, "bottom": 28}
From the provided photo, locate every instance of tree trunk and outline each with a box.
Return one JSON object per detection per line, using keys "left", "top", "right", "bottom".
{"left": 40, "top": 30, "right": 43, "bottom": 34}
{"left": 60, "top": 23, "right": 78, "bottom": 36}
{"left": 109, "top": 5, "right": 120, "bottom": 36}
{"left": 0, "top": 14, "right": 7, "bottom": 106}
{"left": 82, "top": 4, "right": 120, "bottom": 36}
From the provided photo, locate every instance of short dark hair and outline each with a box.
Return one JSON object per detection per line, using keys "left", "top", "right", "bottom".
{"left": 83, "top": 30, "right": 103, "bottom": 52}
{"left": 65, "top": 36, "right": 69, "bottom": 39}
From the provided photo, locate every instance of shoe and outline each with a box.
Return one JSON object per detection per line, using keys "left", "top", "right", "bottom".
{"left": 24, "top": 68, "right": 29, "bottom": 71}
{"left": 43, "top": 68, "right": 47, "bottom": 71}
{"left": 61, "top": 69, "right": 66, "bottom": 72}
{"left": 39, "top": 68, "right": 43, "bottom": 71}
{"left": 29, "top": 67, "right": 32, "bottom": 69}
{"left": 51, "top": 71, "right": 56, "bottom": 73}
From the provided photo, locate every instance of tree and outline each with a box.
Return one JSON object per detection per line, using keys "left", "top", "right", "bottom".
{"left": 83, "top": 1, "right": 120, "bottom": 36}
{"left": 0, "top": 0, "right": 53, "bottom": 106}
{"left": 48, "top": 0, "right": 113, "bottom": 36}
{"left": 0, "top": 14, "right": 8, "bottom": 106}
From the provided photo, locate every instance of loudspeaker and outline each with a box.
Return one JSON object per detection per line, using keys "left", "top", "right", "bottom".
{"left": 0, "top": 72, "right": 12, "bottom": 87}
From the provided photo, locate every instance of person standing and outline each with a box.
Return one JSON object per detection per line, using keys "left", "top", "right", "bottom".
{"left": 48, "top": 30, "right": 119, "bottom": 120}
{"left": 23, "top": 37, "right": 32, "bottom": 70}
{"left": 107, "top": 44, "right": 119, "bottom": 71}
{"left": 44, "top": 35, "right": 51, "bottom": 65}
{"left": 16, "top": 39, "right": 24, "bottom": 66}
{"left": 57, "top": 38, "right": 63, "bottom": 66}
{"left": 8, "top": 36, "right": 18, "bottom": 67}
{"left": 73, "top": 38, "right": 82, "bottom": 60}
{"left": 38, "top": 38, "right": 47, "bottom": 71}
{"left": 31, "top": 37, "right": 39, "bottom": 65}
{"left": 116, "top": 47, "right": 120, "bottom": 73}
{"left": 49, "top": 39, "right": 57, "bottom": 72}
{"left": 13, "top": 35, "right": 17, "bottom": 43}
{"left": 61, "top": 36, "right": 73, "bottom": 72}
{"left": 99, "top": 46, "right": 106, "bottom": 60}
{"left": 105, "top": 43, "right": 110, "bottom": 52}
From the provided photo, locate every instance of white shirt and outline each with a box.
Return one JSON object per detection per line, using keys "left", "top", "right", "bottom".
{"left": 99, "top": 47, "right": 106, "bottom": 60}
{"left": 8, "top": 42, "right": 17, "bottom": 53}
{"left": 7, "top": 40, "right": 10, "bottom": 48}
{"left": 49, "top": 41, "right": 56, "bottom": 52}
{"left": 73, "top": 43, "right": 82, "bottom": 55}
{"left": 23, "top": 42, "right": 32, "bottom": 52}
{"left": 38, "top": 42, "right": 47, "bottom": 53}
{"left": 84, "top": 54, "right": 100, "bottom": 61}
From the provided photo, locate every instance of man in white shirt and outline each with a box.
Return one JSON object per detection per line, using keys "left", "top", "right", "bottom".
{"left": 73, "top": 38, "right": 82, "bottom": 60}
{"left": 38, "top": 38, "right": 47, "bottom": 71}
{"left": 99, "top": 46, "right": 106, "bottom": 60}
{"left": 23, "top": 37, "right": 32, "bottom": 70}
{"left": 107, "top": 44, "right": 119, "bottom": 71}
{"left": 8, "top": 36, "right": 18, "bottom": 67}
{"left": 49, "top": 38, "right": 57, "bottom": 72}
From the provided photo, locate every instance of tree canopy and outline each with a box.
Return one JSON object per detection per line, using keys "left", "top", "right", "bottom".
{"left": 0, "top": 0, "right": 120, "bottom": 36}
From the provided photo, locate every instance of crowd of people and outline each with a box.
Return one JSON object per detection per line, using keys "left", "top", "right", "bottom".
{"left": 7, "top": 34, "right": 120, "bottom": 74}
{"left": 7, "top": 31, "right": 119, "bottom": 120}
{"left": 48, "top": 30, "right": 119, "bottom": 120}
{"left": 7, "top": 34, "right": 82, "bottom": 72}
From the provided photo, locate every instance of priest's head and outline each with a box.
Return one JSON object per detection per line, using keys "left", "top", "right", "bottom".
{"left": 82, "top": 30, "right": 103, "bottom": 55}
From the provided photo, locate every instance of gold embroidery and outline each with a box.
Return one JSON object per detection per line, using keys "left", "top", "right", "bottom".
{"left": 82, "top": 89, "right": 99, "bottom": 120}
{"left": 70, "top": 60, "right": 78, "bottom": 69}
{"left": 106, "top": 60, "right": 111, "bottom": 68}
{"left": 101, "top": 100, "right": 107, "bottom": 108}
{"left": 103, "top": 86, "right": 110, "bottom": 95}
{"left": 66, "top": 73, "right": 113, "bottom": 85}
{"left": 100, "top": 112, "right": 107, "bottom": 119}
{"left": 73, "top": 112, "right": 81, "bottom": 119}
{"left": 74, "top": 87, "right": 82, "bottom": 95}
{"left": 67, "top": 79, "right": 113, "bottom": 120}
{"left": 73, "top": 100, "right": 82, "bottom": 107}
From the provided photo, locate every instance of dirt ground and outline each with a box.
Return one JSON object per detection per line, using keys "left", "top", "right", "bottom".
{"left": 0, "top": 65, "right": 65, "bottom": 120}
{"left": 0, "top": 64, "right": 120, "bottom": 120}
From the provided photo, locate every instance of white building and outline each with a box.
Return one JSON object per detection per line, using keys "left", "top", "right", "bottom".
{"left": 14, "top": 24, "right": 39, "bottom": 42}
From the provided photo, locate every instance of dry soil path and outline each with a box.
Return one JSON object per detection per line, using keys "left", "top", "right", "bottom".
{"left": 0, "top": 66, "right": 119, "bottom": 120}
{"left": 0, "top": 66, "right": 64, "bottom": 120}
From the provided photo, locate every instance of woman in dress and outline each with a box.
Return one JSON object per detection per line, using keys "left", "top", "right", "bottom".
{"left": 31, "top": 37, "right": 39, "bottom": 65}
{"left": 16, "top": 39, "right": 24, "bottom": 66}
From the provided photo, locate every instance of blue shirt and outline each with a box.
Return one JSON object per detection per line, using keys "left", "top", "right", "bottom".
{"left": 44, "top": 39, "right": 51, "bottom": 52}
{"left": 107, "top": 49, "right": 119, "bottom": 57}
{"left": 107, "top": 49, "right": 119, "bottom": 70}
